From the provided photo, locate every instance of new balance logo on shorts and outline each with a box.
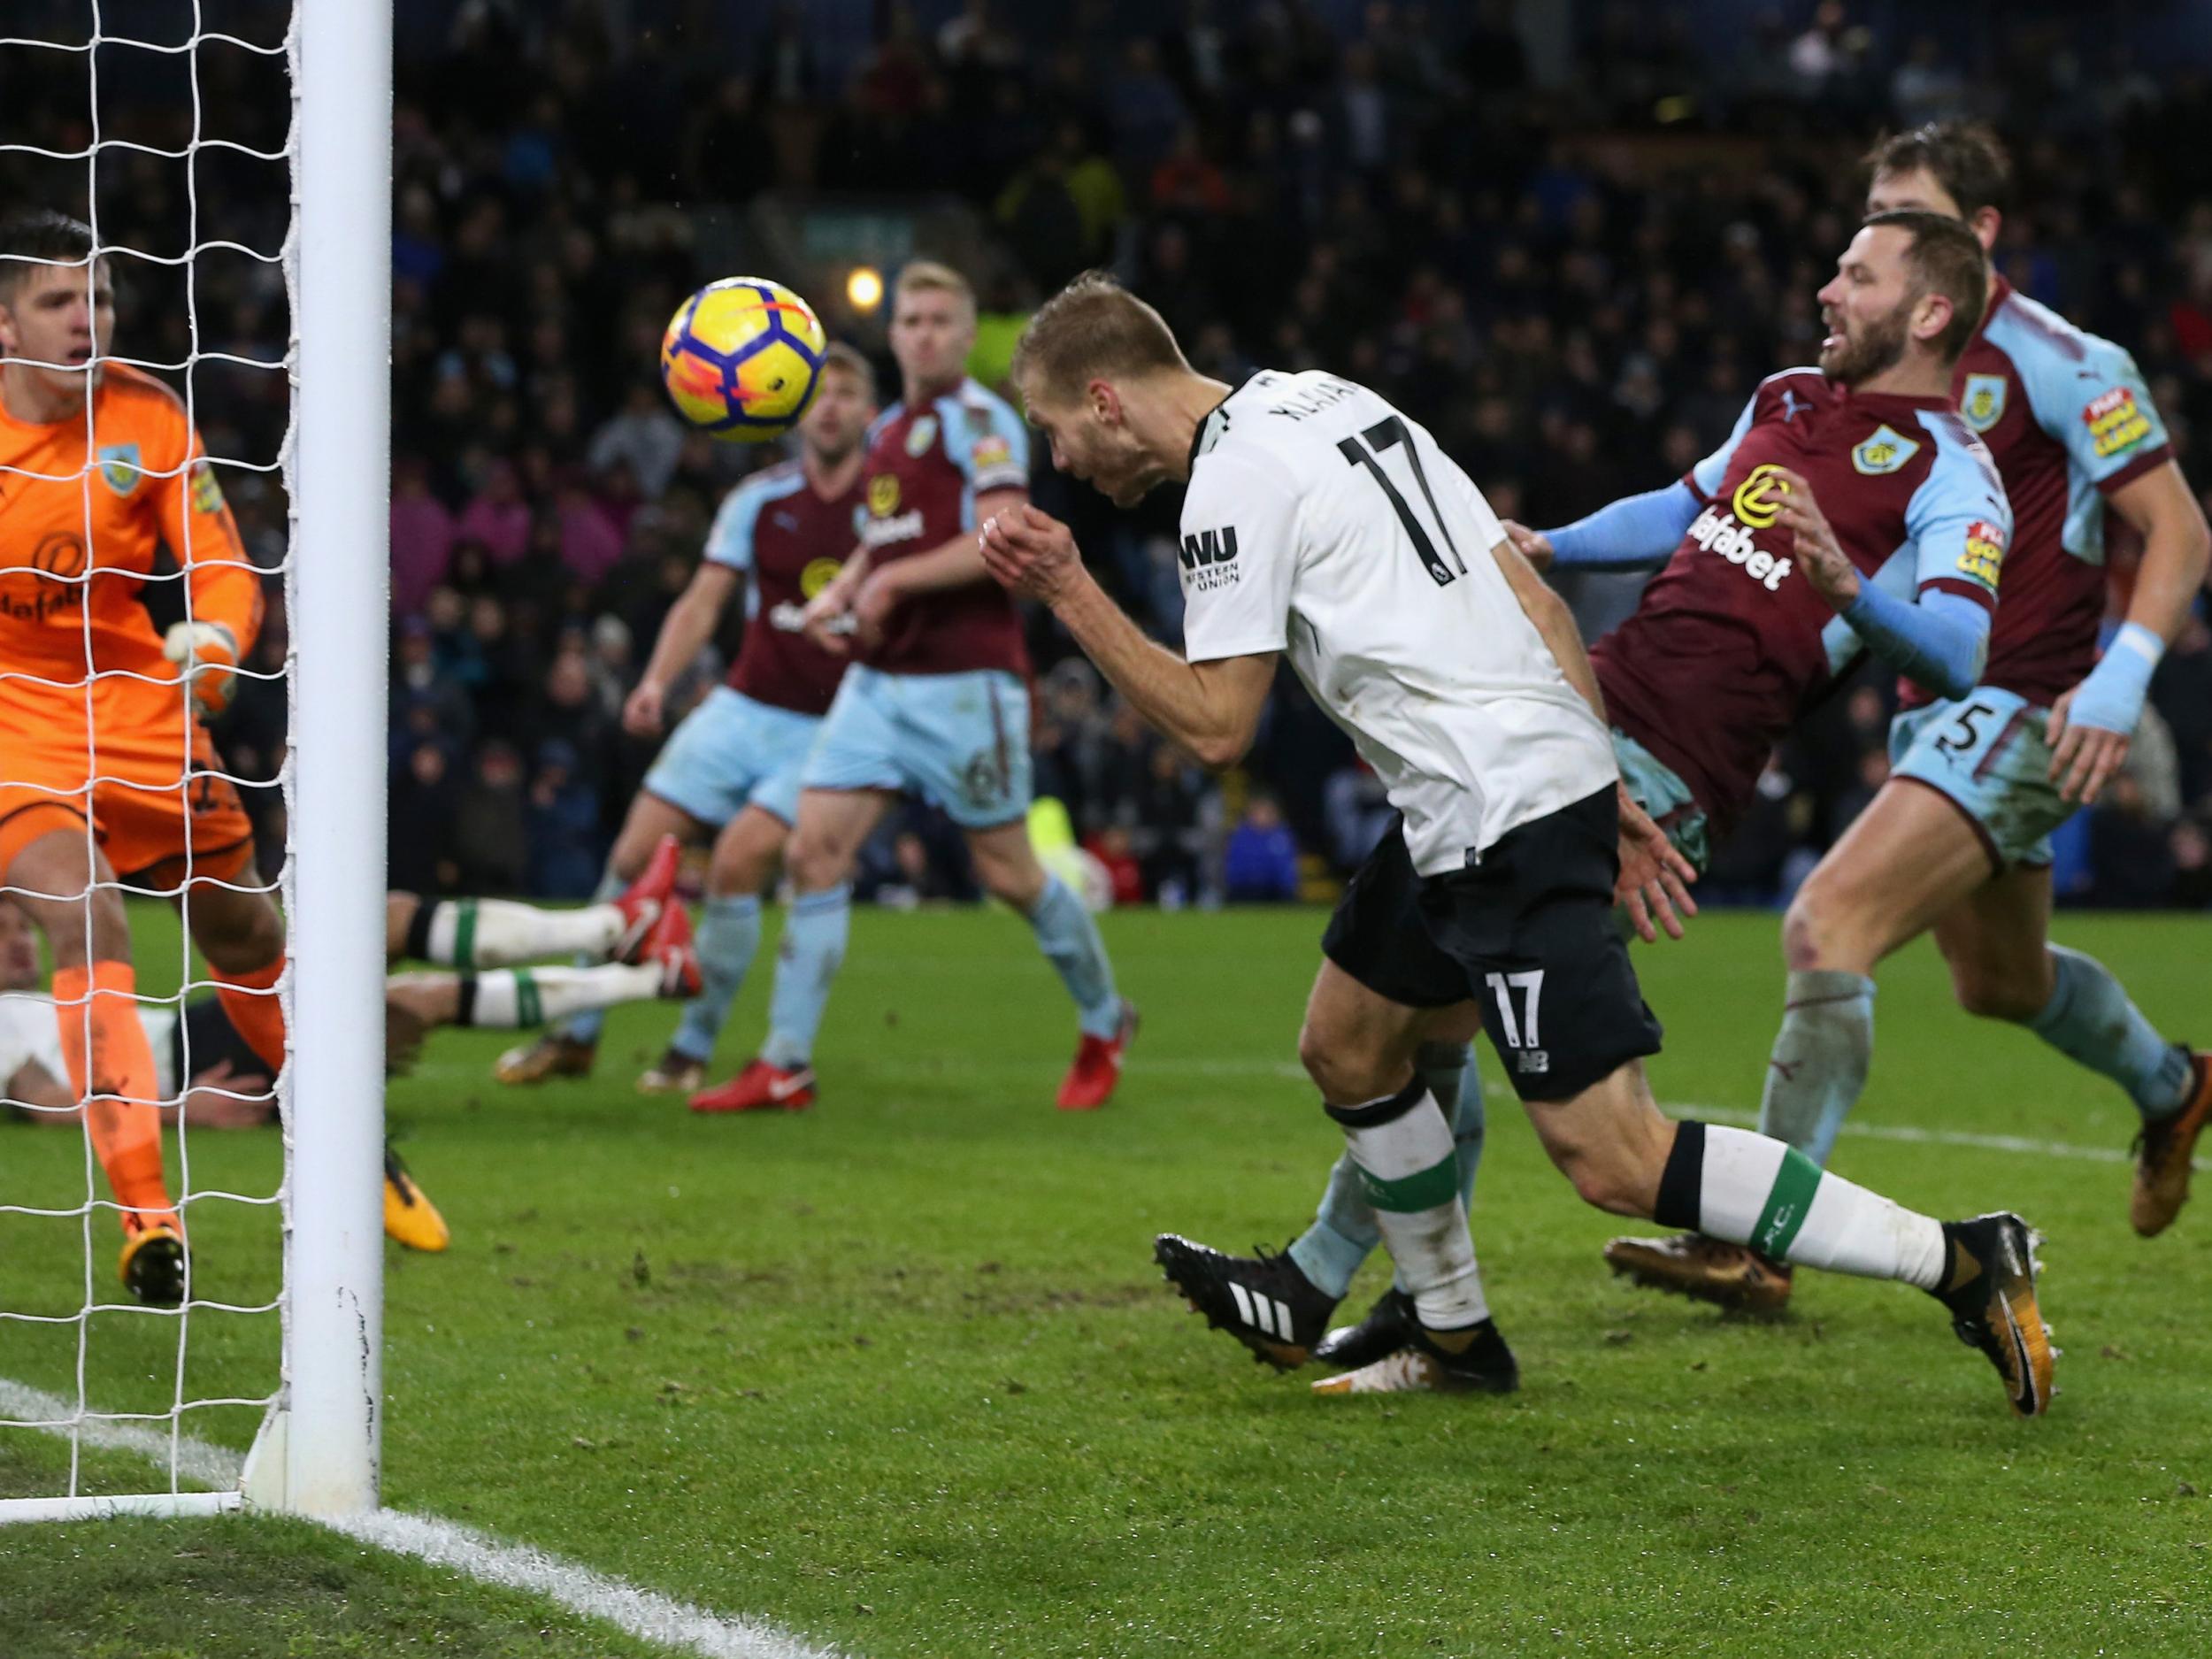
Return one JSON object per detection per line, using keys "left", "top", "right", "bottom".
{"left": 1226, "top": 1280, "right": 1295, "bottom": 1340}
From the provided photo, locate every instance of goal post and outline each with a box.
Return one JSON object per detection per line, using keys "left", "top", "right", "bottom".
{"left": 265, "top": 0, "right": 393, "bottom": 1520}
{"left": 0, "top": 2, "right": 391, "bottom": 1525}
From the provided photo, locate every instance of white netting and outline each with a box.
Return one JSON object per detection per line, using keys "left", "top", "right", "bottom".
{"left": 0, "top": 1, "right": 299, "bottom": 1512}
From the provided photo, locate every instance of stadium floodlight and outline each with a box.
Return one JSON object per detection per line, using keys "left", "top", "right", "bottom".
{"left": 0, "top": 1, "right": 389, "bottom": 1524}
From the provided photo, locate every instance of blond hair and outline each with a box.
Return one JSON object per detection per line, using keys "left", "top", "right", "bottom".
{"left": 1009, "top": 271, "right": 1189, "bottom": 404}
{"left": 894, "top": 259, "right": 975, "bottom": 316}
{"left": 818, "top": 340, "right": 878, "bottom": 401}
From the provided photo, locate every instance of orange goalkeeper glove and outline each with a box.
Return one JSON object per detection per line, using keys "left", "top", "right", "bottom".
{"left": 162, "top": 620, "right": 241, "bottom": 719}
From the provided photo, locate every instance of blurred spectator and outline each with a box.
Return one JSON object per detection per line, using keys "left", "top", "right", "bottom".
{"left": 1085, "top": 826, "right": 1147, "bottom": 907}
{"left": 526, "top": 740, "right": 603, "bottom": 897}
{"left": 1224, "top": 795, "right": 1302, "bottom": 902}
{"left": 389, "top": 739, "right": 459, "bottom": 895}
{"left": 452, "top": 741, "right": 530, "bottom": 895}
{"left": 390, "top": 455, "right": 455, "bottom": 618}
{"left": 588, "top": 380, "right": 687, "bottom": 502}
{"left": 2171, "top": 817, "right": 2212, "bottom": 909}
{"left": 1131, "top": 744, "right": 1217, "bottom": 908}
{"left": 1323, "top": 763, "right": 1394, "bottom": 872}
{"left": 457, "top": 462, "right": 533, "bottom": 567}
{"left": 2085, "top": 775, "right": 2178, "bottom": 907}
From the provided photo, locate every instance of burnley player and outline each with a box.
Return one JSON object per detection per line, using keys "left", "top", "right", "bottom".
{"left": 986, "top": 268, "right": 2052, "bottom": 1416}
{"left": 693, "top": 261, "right": 1131, "bottom": 1115}
{"left": 0, "top": 211, "right": 448, "bottom": 1297}
{"left": 1610, "top": 125, "right": 2212, "bottom": 1313}
{"left": 496, "top": 346, "right": 874, "bottom": 1095}
{"left": 1151, "top": 215, "right": 2039, "bottom": 1380}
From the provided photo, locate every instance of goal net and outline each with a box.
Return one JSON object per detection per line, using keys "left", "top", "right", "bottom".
{"left": 0, "top": 1, "right": 388, "bottom": 1523}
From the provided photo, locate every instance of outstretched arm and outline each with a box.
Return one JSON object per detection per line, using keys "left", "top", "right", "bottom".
{"left": 1518, "top": 480, "right": 1704, "bottom": 572}
{"left": 625, "top": 561, "right": 739, "bottom": 735}
{"left": 979, "top": 504, "right": 1277, "bottom": 769}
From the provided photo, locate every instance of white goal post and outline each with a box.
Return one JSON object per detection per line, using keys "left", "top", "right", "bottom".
{"left": 0, "top": 1, "right": 390, "bottom": 1524}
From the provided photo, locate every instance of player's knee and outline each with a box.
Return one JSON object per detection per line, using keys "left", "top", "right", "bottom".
{"left": 1296, "top": 1022, "right": 1390, "bottom": 1104}
{"left": 708, "top": 841, "right": 779, "bottom": 898}
{"left": 42, "top": 888, "right": 130, "bottom": 968}
{"left": 1780, "top": 887, "right": 1838, "bottom": 972}
{"left": 784, "top": 832, "right": 852, "bottom": 894}
{"left": 973, "top": 848, "right": 1043, "bottom": 911}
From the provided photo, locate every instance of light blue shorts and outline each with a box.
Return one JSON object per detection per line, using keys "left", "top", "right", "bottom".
{"left": 801, "top": 665, "right": 1032, "bottom": 827}
{"left": 643, "top": 686, "right": 821, "bottom": 829}
{"left": 1890, "top": 687, "right": 2072, "bottom": 869}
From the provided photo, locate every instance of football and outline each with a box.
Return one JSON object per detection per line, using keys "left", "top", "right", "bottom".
{"left": 657, "top": 276, "right": 828, "bottom": 442}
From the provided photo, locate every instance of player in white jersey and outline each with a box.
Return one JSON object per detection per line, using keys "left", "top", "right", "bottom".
{"left": 979, "top": 272, "right": 2055, "bottom": 1414}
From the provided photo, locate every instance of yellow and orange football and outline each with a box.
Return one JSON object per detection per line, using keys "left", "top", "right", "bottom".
{"left": 658, "top": 277, "right": 827, "bottom": 442}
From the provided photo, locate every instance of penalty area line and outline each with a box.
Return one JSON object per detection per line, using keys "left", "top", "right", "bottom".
{"left": 0, "top": 1376, "right": 848, "bottom": 1659}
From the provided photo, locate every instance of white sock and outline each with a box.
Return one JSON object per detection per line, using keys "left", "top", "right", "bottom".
{"left": 426, "top": 899, "right": 626, "bottom": 969}
{"left": 461, "top": 963, "right": 662, "bottom": 1028}
{"left": 1330, "top": 1082, "right": 1490, "bottom": 1330}
{"left": 1685, "top": 1123, "right": 1947, "bottom": 1290}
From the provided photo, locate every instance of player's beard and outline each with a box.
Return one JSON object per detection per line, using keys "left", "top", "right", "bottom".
{"left": 1821, "top": 302, "right": 1910, "bottom": 387}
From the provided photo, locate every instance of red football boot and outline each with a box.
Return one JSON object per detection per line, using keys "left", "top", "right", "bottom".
{"left": 612, "top": 833, "right": 683, "bottom": 963}
{"left": 690, "top": 1057, "right": 816, "bottom": 1114}
{"left": 644, "top": 901, "right": 703, "bottom": 999}
{"left": 1056, "top": 1002, "right": 1138, "bottom": 1110}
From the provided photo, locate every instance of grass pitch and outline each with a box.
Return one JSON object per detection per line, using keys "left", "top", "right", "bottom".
{"left": 4, "top": 902, "right": 2211, "bottom": 1656}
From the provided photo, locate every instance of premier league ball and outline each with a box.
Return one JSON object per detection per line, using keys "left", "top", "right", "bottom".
{"left": 658, "top": 277, "right": 828, "bottom": 442}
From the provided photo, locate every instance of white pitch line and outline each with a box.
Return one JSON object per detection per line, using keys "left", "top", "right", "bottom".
{"left": 1123, "top": 1056, "right": 2162, "bottom": 1169}
{"left": 0, "top": 1378, "right": 246, "bottom": 1491}
{"left": 1683, "top": 1102, "right": 2147, "bottom": 1166}
{"left": 0, "top": 1376, "right": 845, "bottom": 1659}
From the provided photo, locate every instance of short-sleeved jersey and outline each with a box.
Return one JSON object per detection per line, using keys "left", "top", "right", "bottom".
{"left": 1179, "top": 369, "right": 1615, "bottom": 876}
{"left": 856, "top": 376, "right": 1029, "bottom": 677}
{"left": 1936, "top": 276, "right": 2174, "bottom": 708}
{"left": 702, "top": 459, "right": 863, "bottom": 717}
{"left": 0, "top": 365, "right": 259, "bottom": 733}
{"left": 1592, "top": 367, "right": 2011, "bottom": 839}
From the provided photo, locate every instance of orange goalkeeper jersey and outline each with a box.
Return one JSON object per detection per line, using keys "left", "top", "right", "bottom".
{"left": 0, "top": 365, "right": 262, "bottom": 743}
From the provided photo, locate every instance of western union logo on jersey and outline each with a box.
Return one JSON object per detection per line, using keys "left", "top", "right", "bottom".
{"left": 1179, "top": 526, "right": 1240, "bottom": 591}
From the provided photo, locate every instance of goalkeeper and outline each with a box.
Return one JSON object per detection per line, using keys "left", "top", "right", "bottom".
{"left": 3, "top": 211, "right": 364, "bottom": 1302}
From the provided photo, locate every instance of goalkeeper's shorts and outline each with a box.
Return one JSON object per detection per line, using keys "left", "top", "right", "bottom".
{"left": 0, "top": 710, "right": 255, "bottom": 888}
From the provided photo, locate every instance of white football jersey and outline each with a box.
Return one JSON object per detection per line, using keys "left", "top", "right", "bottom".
{"left": 0, "top": 992, "right": 64, "bottom": 1100}
{"left": 1179, "top": 369, "right": 1615, "bottom": 876}
{"left": 0, "top": 992, "right": 178, "bottom": 1102}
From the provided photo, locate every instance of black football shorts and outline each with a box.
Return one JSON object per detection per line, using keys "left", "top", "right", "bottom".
{"left": 1321, "top": 787, "right": 1663, "bottom": 1102}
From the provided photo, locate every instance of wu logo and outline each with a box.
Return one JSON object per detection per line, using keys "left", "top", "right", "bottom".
{"left": 1179, "top": 525, "right": 1238, "bottom": 570}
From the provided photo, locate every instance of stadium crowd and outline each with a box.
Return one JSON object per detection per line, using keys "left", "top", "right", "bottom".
{"left": 7, "top": 0, "right": 2210, "bottom": 907}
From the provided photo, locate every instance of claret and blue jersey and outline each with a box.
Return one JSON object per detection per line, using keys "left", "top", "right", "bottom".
{"left": 1944, "top": 274, "right": 2174, "bottom": 708}
{"left": 1591, "top": 366, "right": 2011, "bottom": 839}
{"left": 855, "top": 375, "right": 1032, "bottom": 679}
